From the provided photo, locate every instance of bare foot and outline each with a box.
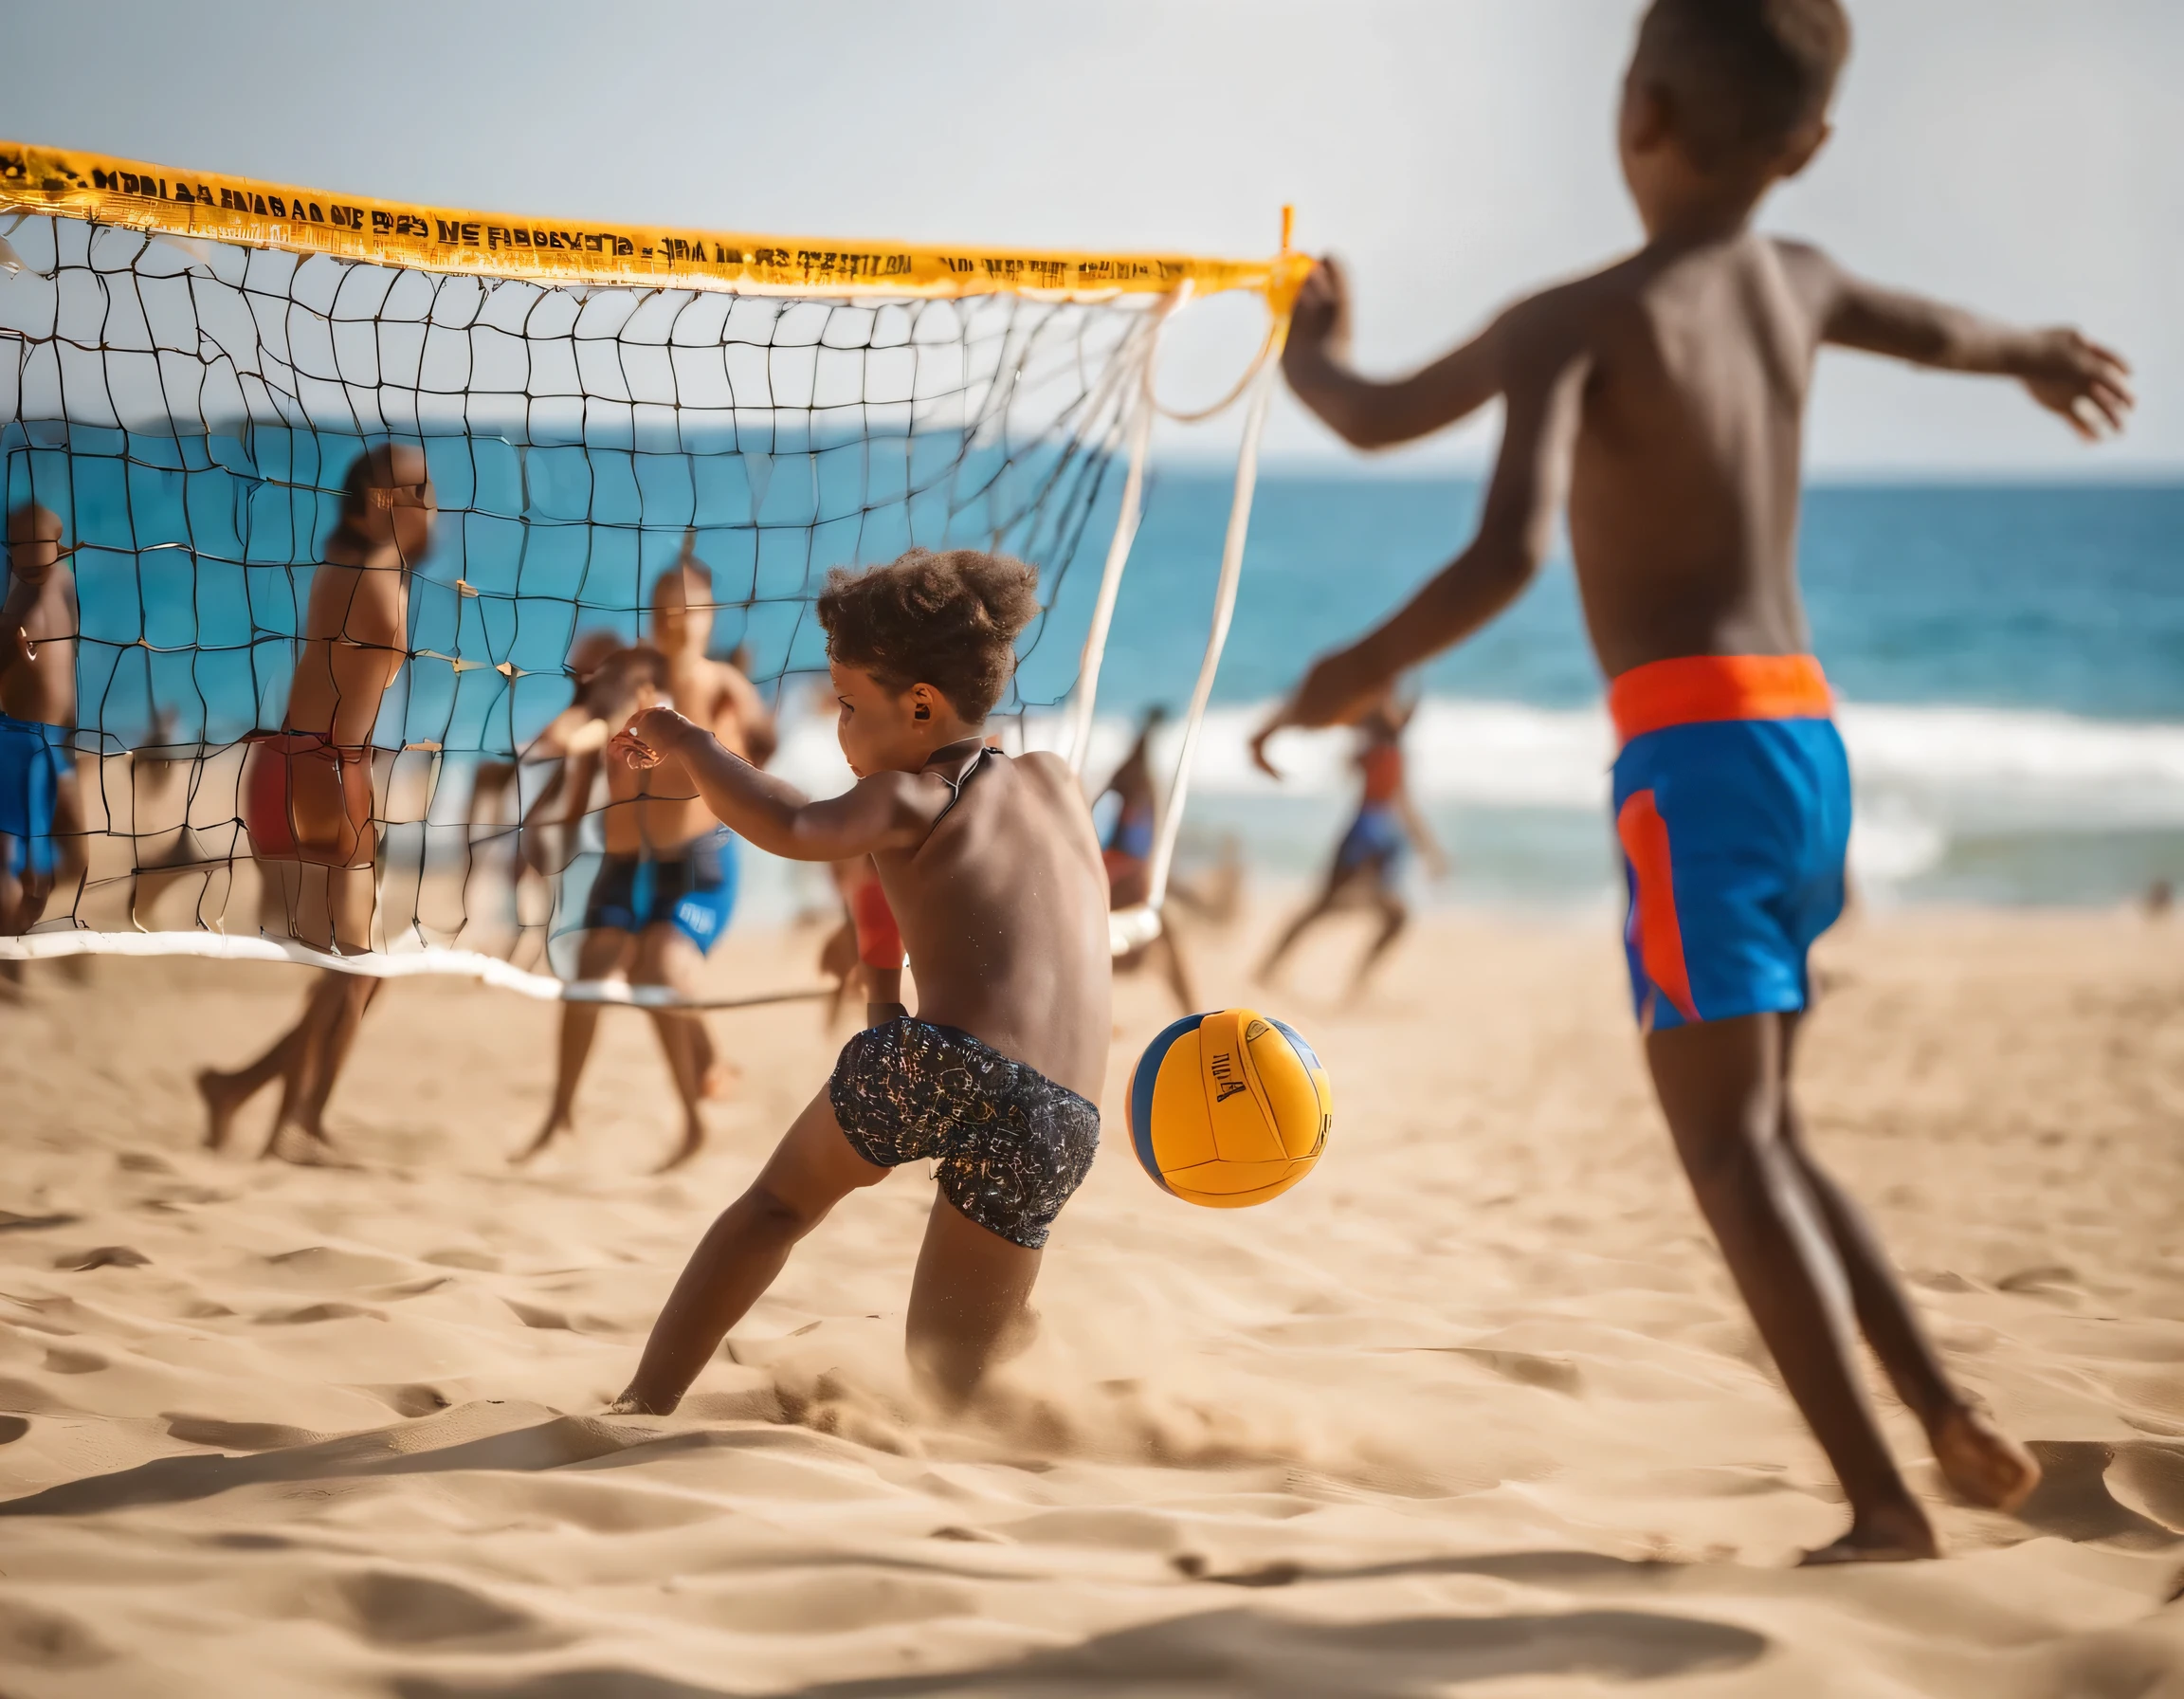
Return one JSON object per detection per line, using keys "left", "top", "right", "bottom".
{"left": 606, "top": 1388, "right": 675, "bottom": 1416}
{"left": 701, "top": 1060, "right": 740, "bottom": 1101}
{"left": 1933, "top": 1404, "right": 2042, "bottom": 1512}
{"left": 652, "top": 1124, "right": 705, "bottom": 1174}
{"left": 510, "top": 1118, "right": 571, "bottom": 1165}
{"left": 197, "top": 1069, "right": 245, "bottom": 1151}
{"left": 262, "top": 1124, "right": 356, "bottom": 1168}
{"left": 1798, "top": 1501, "right": 1939, "bottom": 1566}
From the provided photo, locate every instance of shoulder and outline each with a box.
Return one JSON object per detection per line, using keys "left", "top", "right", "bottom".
{"left": 1012, "top": 748, "right": 1080, "bottom": 793}
{"left": 706, "top": 659, "right": 762, "bottom": 703}
{"left": 1490, "top": 264, "right": 1638, "bottom": 376}
{"left": 861, "top": 765, "right": 952, "bottom": 829}
{"left": 1764, "top": 236, "right": 1844, "bottom": 309}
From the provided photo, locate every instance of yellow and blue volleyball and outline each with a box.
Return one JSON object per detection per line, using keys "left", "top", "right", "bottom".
{"left": 1128, "top": 1009, "right": 1332, "bottom": 1208}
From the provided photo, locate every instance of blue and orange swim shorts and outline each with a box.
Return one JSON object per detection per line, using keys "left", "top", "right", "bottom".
{"left": 1609, "top": 655, "right": 1851, "bottom": 1032}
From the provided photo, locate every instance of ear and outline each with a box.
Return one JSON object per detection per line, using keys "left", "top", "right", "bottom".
{"left": 1623, "top": 76, "right": 1673, "bottom": 154}
{"left": 1775, "top": 118, "right": 1832, "bottom": 181}
{"left": 908, "top": 682, "right": 937, "bottom": 722}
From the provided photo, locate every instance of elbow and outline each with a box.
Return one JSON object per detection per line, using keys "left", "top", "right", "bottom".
{"left": 1483, "top": 525, "right": 1549, "bottom": 594}
{"left": 1301, "top": 393, "right": 1382, "bottom": 450}
{"left": 1338, "top": 414, "right": 1410, "bottom": 452}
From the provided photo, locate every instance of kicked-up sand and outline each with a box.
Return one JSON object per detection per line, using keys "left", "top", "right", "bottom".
{"left": 0, "top": 901, "right": 2179, "bottom": 1695}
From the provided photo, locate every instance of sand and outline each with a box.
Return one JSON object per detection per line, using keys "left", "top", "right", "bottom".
{"left": 0, "top": 900, "right": 2179, "bottom": 1696}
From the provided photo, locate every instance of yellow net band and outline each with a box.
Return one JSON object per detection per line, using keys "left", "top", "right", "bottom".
{"left": 2, "top": 140, "right": 1309, "bottom": 306}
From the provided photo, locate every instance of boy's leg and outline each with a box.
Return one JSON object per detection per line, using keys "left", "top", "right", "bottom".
{"left": 1154, "top": 922, "right": 1199, "bottom": 1014}
{"left": 1351, "top": 881, "right": 1409, "bottom": 992}
{"left": 260, "top": 857, "right": 379, "bottom": 1160}
{"left": 34, "top": 773, "right": 87, "bottom": 931}
{"left": 200, "top": 978, "right": 326, "bottom": 1150}
{"left": 611, "top": 1087, "right": 884, "bottom": 1415}
{"left": 1256, "top": 869, "right": 1346, "bottom": 982}
{"left": 514, "top": 926, "right": 629, "bottom": 1161}
{"left": 1647, "top": 1011, "right": 1938, "bottom": 1562}
{"left": 1776, "top": 1015, "right": 2040, "bottom": 1511}
{"left": 692, "top": 1013, "right": 737, "bottom": 1100}
{"left": 279, "top": 974, "right": 380, "bottom": 1156}
{"left": 905, "top": 1195, "right": 1044, "bottom": 1409}
{"left": 633, "top": 922, "right": 709, "bottom": 1172}
{"left": 0, "top": 837, "right": 21, "bottom": 936}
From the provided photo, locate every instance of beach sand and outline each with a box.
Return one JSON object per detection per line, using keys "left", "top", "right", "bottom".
{"left": 0, "top": 901, "right": 2178, "bottom": 1695}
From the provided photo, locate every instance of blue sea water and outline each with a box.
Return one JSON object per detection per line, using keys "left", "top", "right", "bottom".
{"left": 1073, "top": 474, "right": 2184, "bottom": 721}
{"left": 1044, "top": 472, "right": 2184, "bottom": 910}
{"left": 7, "top": 414, "right": 2179, "bottom": 914}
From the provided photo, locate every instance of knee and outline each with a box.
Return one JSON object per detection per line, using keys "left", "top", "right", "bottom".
{"left": 1673, "top": 1114, "right": 1780, "bottom": 1209}
{"left": 633, "top": 930, "right": 690, "bottom": 987}
{"left": 737, "top": 1181, "right": 825, "bottom": 1243}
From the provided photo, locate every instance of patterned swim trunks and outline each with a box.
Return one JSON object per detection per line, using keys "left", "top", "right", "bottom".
{"left": 828, "top": 1018, "right": 1101, "bottom": 1251}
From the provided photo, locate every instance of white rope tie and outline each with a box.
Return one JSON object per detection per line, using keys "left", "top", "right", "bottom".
{"left": 1065, "top": 294, "right": 1177, "bottom": 775}
{"left": 1108, "top": 322, "right": 1285, "bottom": 957}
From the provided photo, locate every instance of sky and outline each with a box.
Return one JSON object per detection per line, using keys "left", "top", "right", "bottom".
{"left": 6, "top": 0, "right": 2178, "bottom": 475}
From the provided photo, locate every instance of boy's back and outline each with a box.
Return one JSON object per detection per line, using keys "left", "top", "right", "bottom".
{"left": 1259, "top": 0, "right": 2129, "bottom": 1563}
{"left": 1559, "top": 236, "right": 1817, "bottom": 672}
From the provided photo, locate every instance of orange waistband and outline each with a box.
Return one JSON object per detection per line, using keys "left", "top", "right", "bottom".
{"left": 1608, "top": 654, "right": 1832, "bottom": 746}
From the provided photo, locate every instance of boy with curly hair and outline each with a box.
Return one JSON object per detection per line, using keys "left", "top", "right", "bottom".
{"left": 606, "top": 546, "right": 1112, "bottom": 1409}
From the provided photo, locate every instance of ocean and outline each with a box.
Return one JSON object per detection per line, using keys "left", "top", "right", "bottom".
{"left": 9, "top": 419, "right": 2180, "bottom": 922}
{"left": 1008, "top": 472, "right": 2184, "bottom": 912}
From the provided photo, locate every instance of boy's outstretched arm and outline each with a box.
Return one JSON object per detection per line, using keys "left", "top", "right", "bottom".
{"left": 1783, "top": 242, "right": 2134, "bottom": 441}
{"left": 611, "top": 706, "right": 937, "bottom": 862}
{"left": 1283, "top": 259, "right": 1507, "bottom": 449}
{"left": 1253, "top": 330, "right": 1589, "bottom": 772}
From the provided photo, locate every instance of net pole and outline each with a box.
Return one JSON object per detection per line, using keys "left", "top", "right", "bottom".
{"left": 1137, "top": 327, "right": 1285, "bottom": 927}
{"left": 1065, "top": 295, "right": 1177, "bottom": 776}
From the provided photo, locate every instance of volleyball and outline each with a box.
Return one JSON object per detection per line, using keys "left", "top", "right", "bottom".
{"left": 1128, "top": 1009, "right": 1332, "bottom": 1208}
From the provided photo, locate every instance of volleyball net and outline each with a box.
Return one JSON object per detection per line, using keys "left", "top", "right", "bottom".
{"left": 0, "top": 142, "right": 1301, "bottom": 997}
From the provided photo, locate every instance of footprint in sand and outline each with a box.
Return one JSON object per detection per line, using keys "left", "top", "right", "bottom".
{"left": 53, "top": 1245, "right": 151, "bottom": 1271}
{"left": 331, "top": 1571, "right": 561, "bottom": 1651}
{"left": 0, "top": 1597, "right": 112, "bottom": 1672}
{"left": 163, "top": 1415, "right": 329, "bottom": 1452}
{"left": 2017, "top": 1439, "right": 2184, "bottom": 1548}
{"left": 254, "top": 1302, "right": 388, "bottom": 1325}
{"left": 0, "top": 1210, "right": 79, "bottom": 1233}
{"left": 357, "top": 1383, "right": 453, "bottom": 1417}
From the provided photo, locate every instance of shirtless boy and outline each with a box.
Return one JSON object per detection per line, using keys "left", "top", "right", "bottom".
{"left": 1252, "top": 0, "right": 2130, "bottom": 1562}
{"left": 1, "top": 503, "right": 85, "bottom": 939}
{"left": 1259, "top": 685, "right": 1444, "bottom": 994}
{"left": 197, "top": 445, "right": 436, "bottom": 1160}
{"left": 605, "top": 546, "right": 1110, "bottom": 1410}
{"left": 518, "top": 535, "right": 776, "bottom": 1171}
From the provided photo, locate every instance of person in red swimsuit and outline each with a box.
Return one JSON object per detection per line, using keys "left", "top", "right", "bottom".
{"left": 820, "top": 853, "right": 907, "bottom": 1027}
{"left": 1258, "top": 686, "right": 1445, "bottom": 993}
{"left": 197, "top": 446, "right": 436, "bottom": 1161}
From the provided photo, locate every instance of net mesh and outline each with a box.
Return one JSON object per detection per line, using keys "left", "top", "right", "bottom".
{"left": 0, "top": 205, "right": 1167, "bottom": 978}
